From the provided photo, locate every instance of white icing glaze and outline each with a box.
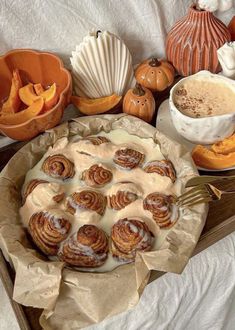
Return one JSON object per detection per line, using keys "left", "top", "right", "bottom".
{"left": 20, "top": 128, "right": 179, "bottom": 272}
{"left": 106, "top": 182, "right": 143, "bottom": 197}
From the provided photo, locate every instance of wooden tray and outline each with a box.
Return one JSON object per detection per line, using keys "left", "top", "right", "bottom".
{"left": 1, "top": 96, "right": 235, "bottom": 329}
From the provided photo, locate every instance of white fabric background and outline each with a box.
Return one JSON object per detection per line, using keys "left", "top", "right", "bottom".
{"left": 0, "top": 1, "right": 235, "bottom": 329}
{"left": 0, "top": 0, "right": 234, "bottom": 66}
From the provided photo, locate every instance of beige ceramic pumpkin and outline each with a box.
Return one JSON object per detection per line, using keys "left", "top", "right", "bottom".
{"left": 135, "top": 58, "right": 175, "bottom": 92}
{"left": 123, "top": 83, "right": 155, "bottom": 123}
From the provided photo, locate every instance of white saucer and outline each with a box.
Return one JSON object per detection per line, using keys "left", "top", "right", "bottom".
{"left": 156, "top": 99, "right": 235, "bottom": 172}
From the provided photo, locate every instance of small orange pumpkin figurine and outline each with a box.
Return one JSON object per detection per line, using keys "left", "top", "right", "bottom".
{"left": 123, "top": 83, "right": 155, "bottom": 123}
{"left": 135, "top": 58, "right": 175, "bottom": 92}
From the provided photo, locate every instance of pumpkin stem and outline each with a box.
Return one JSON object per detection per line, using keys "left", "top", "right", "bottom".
{"left": 96, "top": 30, "right": 102, "bottom": 38}
{"left": 149, "top": 58, "right": 161, "bottom": 67}
{"left": 133, "top": 83, "right": 145, "bottom": 96}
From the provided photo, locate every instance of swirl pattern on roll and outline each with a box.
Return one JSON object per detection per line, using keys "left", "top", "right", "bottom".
{"left": 107, "top": 191, "right": 138, "bottom": 210}
{"left": 144, "top": 160, "right": 176, "bottom": 182}
{"left": 114, "top": 148, "right": 145, "bottom": 169}
{"left": 59, "top": 225, "right": 108, "bottom": 267}
{"left": 143, "top": 193, "right": 177, "bottom": 228}
{"left": 22, "top": 179, "right": 48, "bottom": 204}
{"left": 111, "top": 218, "right": 153, "bottom": 262}
{"left": 42, "top": 154, "right": 75, "bottom": 180}
{"left": 84, "top": 136, "right": 110, "bottom": 145}
{"left": 82, "top": 164, "right": 113, "bottom": 187}
{"left": 67, "top": 190, "right": 106, "bottom": 215}
{"left": 28, "top": 212, "right": 71, "bottom": 255}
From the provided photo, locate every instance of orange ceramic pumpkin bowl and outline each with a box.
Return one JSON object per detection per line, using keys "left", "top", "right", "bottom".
{"left": 0, "top": 49, "right": 72, "bottom": 141}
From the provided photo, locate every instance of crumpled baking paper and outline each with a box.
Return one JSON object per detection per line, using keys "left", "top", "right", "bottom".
{"left": 0, "top": 114, "right": 207, "bottom": 329}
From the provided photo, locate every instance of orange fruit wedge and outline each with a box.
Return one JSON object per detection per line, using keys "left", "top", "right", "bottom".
{"left": 192, "top": 145, "right": 235, "bottom": 170}
{"left": 19, "top": 83, "right": 41, "bottom": 106}
{"left": 71, "top": 94, "right": 122, "bottom": 115}
{"left": 1, "top": 69, "right": 23, "bottom": 114}
{"left": 40, "top": 83, "right": 58, "bottom": 110}
{"left": 20, "top": 82, "right": 58, "bottom": 111}
{"left": 34, "top": 83, "right": 45, "bottom": 95}
{"left": 211, "top": 134, "right": 235, "bottom": 155}
{"left": 0, "top": 98, "right": 44, "bottom": 125}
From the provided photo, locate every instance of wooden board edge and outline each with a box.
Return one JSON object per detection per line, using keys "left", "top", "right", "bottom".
{"left": 0, "top": 250, "right": 31, "bottom": 330}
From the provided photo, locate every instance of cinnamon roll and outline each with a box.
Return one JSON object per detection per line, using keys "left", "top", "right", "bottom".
{"left": 53, "top": 192, "right": 65, "bottom": 203}
{"left": 143, "top": 193, "right": 177, "bottom": 228}
{"left": 144, "top": 160, "right": 176, "bottom": 182}
{"left": 22, "top": 179, "right": 48, "bottom": 204}
{"left": 82, "top": 164, "right": 113, "bottom": 187}
{"left": 42, "top": 154, "right": 75, "bottom": 180}
{"left": 84, "top": 136, "right": 110, "bottom": 145}
{"left": 67, "top": 190, "right": 106, "bottom": 215}
{"left": 28, "top": 212, "right": 71, "bottom": 255}
{"left": 111, "top": 218, "right": 153, "bottom": 262}
{"left": 114, "top": 148, "right": 145, "bottom": 169}
{"left": 59, "top": 225, "right": 108, "bottom": 267}
{"left": 107, "top": 191, "right": 138, "bottom": 210}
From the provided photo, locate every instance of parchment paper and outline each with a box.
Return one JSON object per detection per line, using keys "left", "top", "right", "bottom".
{"left": 0, "top": 114, "right": 207, "bottom": 329}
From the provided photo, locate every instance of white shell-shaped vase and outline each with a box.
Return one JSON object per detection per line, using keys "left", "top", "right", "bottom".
{"left": 70, "top": 30, "right": 134, "bottom": 98}
{"left": 217, "top": 42, "right": 235, "bottom": 79}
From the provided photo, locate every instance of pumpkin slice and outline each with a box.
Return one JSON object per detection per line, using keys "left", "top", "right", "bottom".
{"left": 34, "top": 83, "right": 45, "bottom": 95}
{"left": 0, "top": 98, "right": 44, "bottom": 125}
{"left": 192, "top": 145, "right": 235, "bottom": 170}
{"left": 1, "top": 69, "right": 23, "bottom": 114}
{"left": 40, "top": 83, "right": 58, "bottom": 110}
{"left": 211, "top": 134, "right": 235, "bottom": 155}
{"left": 71, "top": 94, "right": 122, "bottom": 115}
{"left": 19, "top": 83, "right": 41, "bottom": 106}
{"left": 20, "top": 83, "right": 58, "bottom": 110}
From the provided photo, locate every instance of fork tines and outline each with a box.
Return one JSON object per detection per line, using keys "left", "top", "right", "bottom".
{"left": 177, "top": 184, "right": 213, "bottom": 207}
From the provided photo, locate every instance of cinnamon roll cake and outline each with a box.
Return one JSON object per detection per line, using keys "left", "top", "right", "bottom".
{"left": 20, "top": 128, "right": 179, "bottom": 271}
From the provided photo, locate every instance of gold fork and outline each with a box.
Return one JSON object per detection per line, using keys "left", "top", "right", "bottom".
{"left": 177, "top": 183, "right": 235, "bottom": 207}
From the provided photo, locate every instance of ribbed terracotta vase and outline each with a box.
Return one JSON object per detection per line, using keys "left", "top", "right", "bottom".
{"left": 228, "top": 16, "right": 235, "bottom": 41}
{"left": 166, "top": 5, "right": 231, "bottom": 76}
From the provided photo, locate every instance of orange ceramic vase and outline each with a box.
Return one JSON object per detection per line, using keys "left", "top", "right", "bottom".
{"left": 166, "top": 5, "right": 231, "bottom": 76}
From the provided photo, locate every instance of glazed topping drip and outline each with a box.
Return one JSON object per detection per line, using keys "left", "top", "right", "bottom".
{"left": 82, "top": 164, "right": 113, "bottom": 187}
{"left": 111, "top": 218, "right": 154, "bottom": 262}
{"left": 67, "top": 190, "right": 106, "bottom": 216}
{"left": 114, "top": 148, "right": 145, "bottom": 169}
{"left": 22, "top": 179, "right": 48, "bottom": 204}
{"left": 83, "top": 136, "right": 111, "bottom": 145}
{"left": 29, "top": 211, "right": 71, "bottom": 255}
{"left": 42, "top": 154, "right": 75, "bottom": 180}
{"left": 107, "top": 191, "right": 138, "bottom": 210}
{"left": 143, "top": 193, "right": 178, "bottom": 228}
{"left": 144, "top": 160, "right": 176, "bottom": 182}
{"left": 59, "top": 225, "right": 108, "bottom": 267}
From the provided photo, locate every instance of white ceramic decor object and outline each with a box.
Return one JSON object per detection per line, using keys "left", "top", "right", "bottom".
{"left": 196, "top": 0, "right": 233, "bottom": 12}
{"left": 169, "top": 71, "right": 235, "bottom": 145}
{"left": 70, "top": 30, "right": 134, "bottom": 98}
{"left": 217, "top": 42, "right": 235, "bottom": 79}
